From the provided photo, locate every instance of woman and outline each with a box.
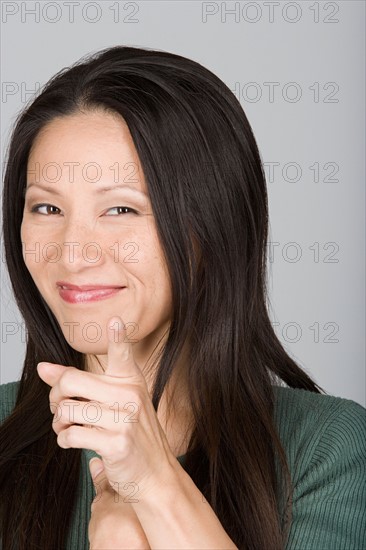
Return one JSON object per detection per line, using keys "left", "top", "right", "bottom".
{"left": 0, "top": 45, "right": 365, "bottom": 550}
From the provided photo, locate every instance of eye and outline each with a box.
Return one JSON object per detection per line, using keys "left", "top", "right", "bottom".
{"left": 30, "top": 203, "right": 61, "bottom": 215}
{"left": 29, "top": 204, "right": 139, "bottom": 216}
{"left": 104, "top": 206, "right": 139, "bottom": 216}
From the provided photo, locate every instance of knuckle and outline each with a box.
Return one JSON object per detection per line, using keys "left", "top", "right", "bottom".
{"left": 59, "top": 367, "right": 78, "bottom": 392}
{"left": 116, "top": 434, "right": 132, "bottom": 458}
{"left": 125, "top": 385, "right": 144, "bottom": 406}
{"left": 49, "top": 387, "right": 57, "bottom": 404}
{"left": 105, "top": 437, "right": 129, "bottom": 463}
{"left": 59, "top": 425, "right": 76, "bottom": 446}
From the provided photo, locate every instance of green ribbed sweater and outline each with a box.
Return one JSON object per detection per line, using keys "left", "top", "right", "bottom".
{"left": 1, "top": 381, "right": 365, "bottom": 549}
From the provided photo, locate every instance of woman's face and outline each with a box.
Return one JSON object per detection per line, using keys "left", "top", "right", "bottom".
{"left": 21, "top": 110, "right": 173, "bottom": 370}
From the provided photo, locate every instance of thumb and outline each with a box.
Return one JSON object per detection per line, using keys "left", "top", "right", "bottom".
{"left": 89, "top": 458, "right": 104, "bottom": 481}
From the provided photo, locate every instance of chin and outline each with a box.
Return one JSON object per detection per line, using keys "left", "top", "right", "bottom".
{"left": 65, "top": 339, "right": 109, "bottom": 355}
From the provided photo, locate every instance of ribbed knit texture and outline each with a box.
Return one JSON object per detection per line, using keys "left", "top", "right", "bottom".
{"left": 1, "top": 381, "right": 365, "bottom": 549}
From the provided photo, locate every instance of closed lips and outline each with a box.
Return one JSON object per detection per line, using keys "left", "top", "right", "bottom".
{"left": 57, "top": 284, "right": 126, "bottom": 304}
{"left": 56, "top": 282, "right": 125, "bottom": 290}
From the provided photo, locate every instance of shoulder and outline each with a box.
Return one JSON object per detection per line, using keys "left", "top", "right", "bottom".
{"left": 272, "top": 384, "right": 365, "bottom": 478}
{"left": 0, "top": 380, "right": 20, "bottom": 423}
{"left": 272, "top": 384, "right": 366, "bottom": 454}
{"left": 272, "top": 385, "right": 366, "bottom": 549}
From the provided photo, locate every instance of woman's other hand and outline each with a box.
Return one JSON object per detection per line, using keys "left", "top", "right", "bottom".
{"left": 88, "top": 458, "right": 151, "bottom": 550}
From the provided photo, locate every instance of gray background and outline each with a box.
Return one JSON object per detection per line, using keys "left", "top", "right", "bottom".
{"left": 1, "top": 1, "right": 365, "bottom": 406}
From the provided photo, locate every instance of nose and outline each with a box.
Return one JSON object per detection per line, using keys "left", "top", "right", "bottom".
{"left": 57, "top": 220, "right": 105, "bottom": 270}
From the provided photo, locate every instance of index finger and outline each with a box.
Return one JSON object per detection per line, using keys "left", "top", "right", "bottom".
{"left": 104, "top": 316, "right": 143, "bottom": 380}
{"left": 48, "top": 367, "right": 122, "bottom": 405}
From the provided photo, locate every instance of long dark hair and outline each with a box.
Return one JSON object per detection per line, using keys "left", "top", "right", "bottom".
{"left": 0, "top": 45, "right": 325, "bottom": 549}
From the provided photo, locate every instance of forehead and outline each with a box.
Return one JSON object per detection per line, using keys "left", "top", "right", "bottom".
{"left": 27, "top": 110, "right": 145, "bottom": 188}
{"left": 29, "top": 110, "right": 133, "bottom": 156}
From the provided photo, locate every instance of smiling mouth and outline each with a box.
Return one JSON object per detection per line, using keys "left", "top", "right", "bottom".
{"left": 57, "top": 286, "right": 126, "bottom": 304}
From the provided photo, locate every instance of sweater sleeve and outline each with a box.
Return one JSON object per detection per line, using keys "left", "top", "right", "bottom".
{"left": 0, "top": 381, "right": 20, "bottom": 423}
{"left": 285, "top": 398, "right": 366, "bottom": 550}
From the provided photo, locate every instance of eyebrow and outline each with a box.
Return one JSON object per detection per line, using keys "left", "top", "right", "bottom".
{"left": 24, "top": 183, "right": 147, "bottom": 197}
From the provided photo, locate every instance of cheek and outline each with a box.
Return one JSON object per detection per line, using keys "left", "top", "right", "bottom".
{"left": 149, "top": 251, "right": 172, "bottom": 298}
{"left": 112, "top": 226, "right": 156, "bottom": 265}
{"left": 20, "top": 219, "right": 26, "bottom": 243}
{"left": 20, "top": 221, "right": 31, "bottom": 265}
{"left": 137, "top": 241, "right": 165, "bottom": 272}
{"left": 20, "top": 220, "right": 45, "bottom": 273}
{"left": 20, "top": 218, "right": 41, "bottom": 245}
